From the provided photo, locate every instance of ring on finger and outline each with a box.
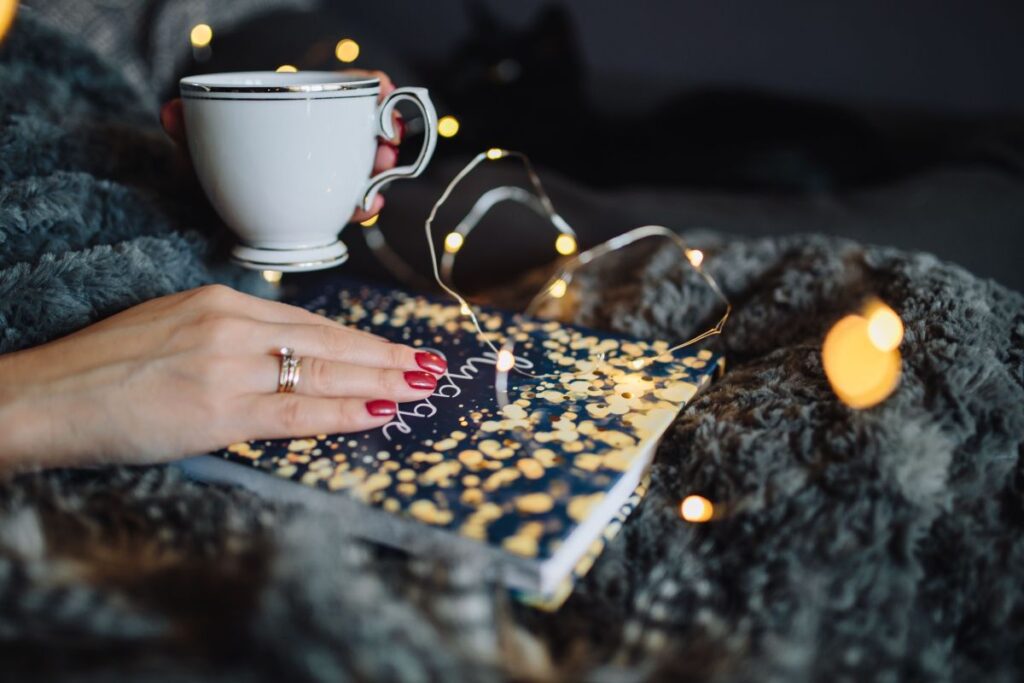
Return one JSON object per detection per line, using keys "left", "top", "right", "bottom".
{"left": 276, "top": 347, "right": 303, "bottom": 394}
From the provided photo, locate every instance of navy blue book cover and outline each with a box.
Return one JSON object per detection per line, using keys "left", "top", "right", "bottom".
{"left": 213, "top": 279, "right": 722, "bottom": 574}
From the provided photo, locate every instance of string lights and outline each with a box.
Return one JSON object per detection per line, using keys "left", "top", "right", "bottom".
{"left": 335, "top": 38, "right": 359, "bottom": 63}
{"left": 822, "top": 299, "right": 904, "bottom": 409}
{"left": 416, "top": 148, "right": 732, "bottom": 379}
{"left": 438, "top": 115, "right": 460, "bottom": 138}
{"left": 0, "top": 0, "right": 17, "bottom": 44}
{"left": 189, "top": 23, "right": 213, "bottom": 48}
{"left": 680, "top": 495, "right": 714, "bottom": 523}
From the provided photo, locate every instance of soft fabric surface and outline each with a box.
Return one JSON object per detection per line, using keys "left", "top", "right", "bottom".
{"left": 3, "top": 13, "right": 1024, "bottom": 683}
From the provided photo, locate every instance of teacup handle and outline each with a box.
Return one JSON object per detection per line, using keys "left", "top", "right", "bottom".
{"left": 361, "top": 87, "right": 438, "bottom": 212}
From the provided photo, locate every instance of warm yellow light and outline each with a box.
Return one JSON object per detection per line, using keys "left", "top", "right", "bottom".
{"left": 496, "top": 349, "right": 516, "bottom": 372}
{"left": 548, "top": 278, "right": 568, "bottom": 299}
{"left": 261, "top": 270, "right": 283, "bottom": 284}
{"left": 485, "top": 148, "right": 506, "bottom": 160}
{"left": 554, "top": 234, "right": 577, "bottom": 256}
{"left": 865, "top": 301, "right": 904, "bottom": 352}
{"left": 438, "top": 115, "right": 460, "bottom": 138}
{"left": 822, "top": 314, "right": 901, "bottom": 409}
{"left": 460, "top": 303, "right": 471, "bottom": 315}
{"left": 444, "top": 232, "right": 464, "bottom": 253}
{"left": 0, "top": 0, "right": 18, "bottom": 44}
{"left": 276, "top": 64, "right": 298, "bottom": 73}
{"left": 190, "top": 23, "right": 213, "bottom": 48}
{"left": 631, "top": 358, "right": 647, "bottom": 369}
{"left": 686, "top": 248, "right": 704, "bottom": 268}
{"left": 681, "top": 495, "right": 714, "bottom": 523}
{"left": 359, "top": 213, "right": 379, "bottom": 227}
{"left": 335, "top": 38, "right": 359, "bottom": 63}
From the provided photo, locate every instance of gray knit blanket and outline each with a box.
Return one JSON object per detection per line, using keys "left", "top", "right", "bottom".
{"left": 2, "top": 14, "right": 1024, "bottom": 683}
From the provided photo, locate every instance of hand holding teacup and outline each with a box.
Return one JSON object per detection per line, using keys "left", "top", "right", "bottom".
{"left": 164, "top": 69, "right": 438, "bottom": 271}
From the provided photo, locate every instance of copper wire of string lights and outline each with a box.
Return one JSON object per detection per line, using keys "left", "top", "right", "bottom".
{"left": 357, "top": 147, "right": 732, "bottom": 379}
{"left": 415, "top": 148, "right": 733, "bottom": 380}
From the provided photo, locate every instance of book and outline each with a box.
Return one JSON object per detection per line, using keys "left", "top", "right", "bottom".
{"left": 179, "top": 278, "right": 722, "bottom": 600}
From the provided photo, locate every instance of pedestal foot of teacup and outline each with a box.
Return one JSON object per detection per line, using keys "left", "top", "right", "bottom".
{"left": 230, "top": 240, "right": 349, "bottom": 272}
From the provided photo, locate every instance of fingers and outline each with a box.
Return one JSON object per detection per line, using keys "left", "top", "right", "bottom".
{"left": 248, "top": 355, "right": 438, "bottom": 400}
{"left": 349, "top": 193, "right": 384, "bottom": 225}
{"left": 243, "top": 394, "right": 398, "bottom": 439}
{"left": 160, "top": 98, "right": 186, "bottom": 145}
{"left": 254, "top": 321, "right": 446, "bottom": 373}
{"left": 373, "top": 142, "right": 399, "bottom": 175}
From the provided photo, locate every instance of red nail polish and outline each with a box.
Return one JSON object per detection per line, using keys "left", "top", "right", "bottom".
{"left": 366, "top": 400, "right": 397, "bottom": 417}
{"left": 404, "top": 370, "right": 437, "bottom": 390}
{"left": 416, "top": 351, "right": 447, "bottom": 374}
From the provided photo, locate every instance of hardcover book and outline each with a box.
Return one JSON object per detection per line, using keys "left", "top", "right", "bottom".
{"left": 180, "top": 279, "right": 722, "bottom": 600}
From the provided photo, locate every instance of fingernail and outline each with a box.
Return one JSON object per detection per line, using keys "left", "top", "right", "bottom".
{"left": 366, "top": 400, "right": 397, "bottom": 417}
{"left": 404, "top": 370, "right": 437, "bottom": 390}
{"left": 395, "top": 117, "right": 406, "bottom": 142}
{"left": 416, "top": 351, "right": 447, "bottom": 374}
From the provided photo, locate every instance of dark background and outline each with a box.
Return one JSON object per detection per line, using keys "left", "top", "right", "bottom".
{"left": 175, "top": 1, "right": 1024, "bottom": 291}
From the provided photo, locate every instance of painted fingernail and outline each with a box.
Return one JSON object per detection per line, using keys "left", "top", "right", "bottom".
{"left": 366, "top": 400, "right": 397, "bottom": 417}
{"left": 416, "top": 351, "right": 447, "bottom": 374}
{"left": 404, "top": 370, "right": 437, "bottom": 390}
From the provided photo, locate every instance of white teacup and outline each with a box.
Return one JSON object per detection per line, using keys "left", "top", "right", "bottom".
{"left": 180, "top": 71, "right": 438, "bottom": 271}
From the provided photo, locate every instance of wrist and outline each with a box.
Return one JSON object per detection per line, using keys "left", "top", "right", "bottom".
{"left": 0, "top": 354, "right": 53, "bottom": 471}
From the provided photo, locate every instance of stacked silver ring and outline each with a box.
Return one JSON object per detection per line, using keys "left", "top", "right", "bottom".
{"left": 277, "top": 346, "right": 302, "bottom": 393}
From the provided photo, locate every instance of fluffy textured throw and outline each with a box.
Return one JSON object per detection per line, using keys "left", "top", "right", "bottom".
{"left": 2, "top": 13, "right": 1024, "bottom": 683}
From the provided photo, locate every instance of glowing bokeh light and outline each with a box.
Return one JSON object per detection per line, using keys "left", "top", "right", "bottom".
{"left": 460, "top": 303, "right": 471, "bottom": 315}
{"left": 443, "top": 232, "right": 464, "bottom": 253}
{"left": 276, "top": 64, "right": 298, "bottom": 73}
{"left": 686, "top": 248, "right": 704, "bottom": 268}
{"left": 261, "top": 270, "right": 282, "bottom": 284}
{"left": 496, "top": 349, "right": 516, "bottom": 372}
{"left": 681, "top": 495, "right": 714, "bottom": 523}
{"left": 554, "top": 234, "right": 577, "bottom": 256}
{"left": 190, "top": 23, "right": 213, "bottom": 48}
{"left": 822, "top": 314, "right": 901, "bottom": 409}
{"left": 485, "top": 148, "right": 506, "bottom": 160}
{"left": 865, "top": 301, "right": 904, "bottom": 352}
{"left": 359, "top": 213, "right": 379, "bottom": 227}
{"left": 548, "top": 278, "right": 568, "bottom": 299}
{"left": 0, "top": 0, "right": 18, "bottom": 44}
{"left": 335, "top": 38, "right": 360, "bottom": 63}
{"left": 438, "top": 116, "right": 460, "bottom": 138}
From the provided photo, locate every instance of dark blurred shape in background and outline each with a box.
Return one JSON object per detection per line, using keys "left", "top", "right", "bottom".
{"left": 27, "top": 0, "right": 1024, "bottom": 290}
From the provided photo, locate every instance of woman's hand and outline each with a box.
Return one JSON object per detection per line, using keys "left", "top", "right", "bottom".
{"left": 0, "top": 285, "right": 446, "bottom": 471}
{"left": 159, "top": 69, "right": 405, "bottom": 224}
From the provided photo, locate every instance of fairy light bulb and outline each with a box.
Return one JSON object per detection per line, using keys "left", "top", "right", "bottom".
{"left": 438, "top": 116, "right": 460, "bottom": 138}
{"left": 335, "top": 38, "right": 359, "bottom": 63}
{"left": 822, "top": 313, "right": 901, "bottom": 409}
{"left": 460, "top": 303, "right": 471, "bottom": 315}
{"left": 485, "top": 148, "right": 506, "bottom": 160}
{"left": 443, "top": 232, "right": 464, "bottom": 253}
{"left": 680, "top": 495, "right": 713, "bottom": 522}
{"left": 359, "top": 214, "right": 379, "bottom": 227}
{"left": 190, "top": 23, "right": 213, "bottom": 48}
{"left": 0, "top": 0, "right": 18, "bottom": 43}
{"left": 865, "top": 301, "right": 904, "bottom": 352}
{"left": 496, "top": 349, "right": 516, "bottom": 372}
{"left": 548, "top": 278, "right": 568, "bottom": 299}
{"left": 686, "top": 248, "right": 704, "bottom": 268}
{"left": 261, "top": 270, "right": 282, "bottom": 284}
{"left": 554, "top": 234, "right": 577, "bottom": 256}
{"left": 276, "top": 64, "right": 298, "bottom": 73}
